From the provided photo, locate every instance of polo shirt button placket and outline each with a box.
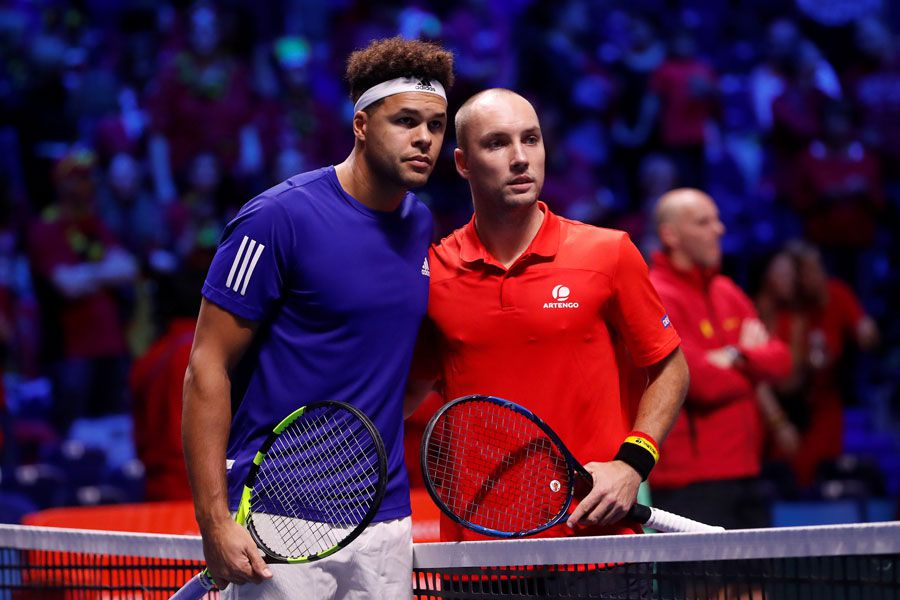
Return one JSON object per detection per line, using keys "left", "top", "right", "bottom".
{"left": 500, "top": 255, "right": 529, "bottom": 311}
{"left": 499, "top": 271, "right": 513, "bottom": 310}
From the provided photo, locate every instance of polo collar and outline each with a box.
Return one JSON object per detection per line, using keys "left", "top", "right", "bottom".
{"left": 459, "top": 201, "right": 561, "bottom": 266}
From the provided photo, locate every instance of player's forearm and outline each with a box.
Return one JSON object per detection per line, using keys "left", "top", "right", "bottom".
{"left": 633, "top": 347, "right": 689, "bottom": 445}
{"left": 182, "top": 358, "right": 234, "bottom": 529}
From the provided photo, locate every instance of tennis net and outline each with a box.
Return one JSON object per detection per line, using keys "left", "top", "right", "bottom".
{"left": 0, "top": 522, "right": 898, "bottom": 598}
{"left": 0, "top": 524, "right": 211, "bottom": 599}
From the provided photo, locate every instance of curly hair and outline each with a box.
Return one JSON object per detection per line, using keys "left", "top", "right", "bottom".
{"left": 345, "top": 37, "right": 455, "bottom": 104}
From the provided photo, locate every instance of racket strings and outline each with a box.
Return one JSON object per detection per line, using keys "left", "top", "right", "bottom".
{"left": 426, "top": 400, "right": 571, "bottom": 534}
{"left": 254, "top": 417, "right": 375, "bottom": 554}
{"left": 250, "top": 408, "right": 381, "bottom": 559}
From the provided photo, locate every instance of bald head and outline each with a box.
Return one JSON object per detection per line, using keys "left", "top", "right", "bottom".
{"left": 653, "top": 188, "right": 711, "bottom": 229}
{"left": 455, "top": 88, "right": 535, "bottom": 150}
{"left": 653, "top": 188, "right": 724, "bottom": 269}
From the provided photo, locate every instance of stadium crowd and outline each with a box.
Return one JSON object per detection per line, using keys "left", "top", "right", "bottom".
{"left": 0, "top": 0, "right": 897, "bottom": 519}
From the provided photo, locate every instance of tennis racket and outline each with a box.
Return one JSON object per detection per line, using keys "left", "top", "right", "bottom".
{"left": 421, "top": 394, "right": 722, "bottom": 537}
{"left": 171, "top": 400, "right": 387, "bottom": 599}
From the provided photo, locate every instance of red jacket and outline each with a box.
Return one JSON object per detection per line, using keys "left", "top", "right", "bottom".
{"left": 129, "top": 318, "right": 196, "bottom": 501}
{"left": 649, "top": 252, "right": 791, "bottom": 488}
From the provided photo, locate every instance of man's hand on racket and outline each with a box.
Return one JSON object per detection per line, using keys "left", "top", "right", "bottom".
{"left": 566, "top": 460, "right": 642, "bottom": 528}
{"left": 201, "top": 518, "right": 272, "bottom": 588}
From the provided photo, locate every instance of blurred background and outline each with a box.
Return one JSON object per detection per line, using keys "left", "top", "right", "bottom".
{"left": 0, "top": 0, "right": 898, "bottom": 532}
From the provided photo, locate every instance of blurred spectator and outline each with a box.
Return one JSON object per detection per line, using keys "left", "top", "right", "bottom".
{"left": 754, "top": 250, "right": 806, "bottom": 461}
{"left": 796, "top": 0, "right": 883, "bottom": 28}
{"left": 25, "top": 148, "right": 138, "bottom": 434}
{"left": 146, "top": 1, "right": 260, "bottom": 202}
{"left": 93, "top": 87, "right": 149, "bottom": 165}
{"left": 1, "top": 187, "right": 18, "bottom": 413}
{"left": 770, "top": 41, "right": 831, "bottom": 169}
{"left": 647, "top": 28, "right": 720, "bottom": 188}
{"left": 518, "top": 1, "right": 600, "bottom": 113}
{"left": 608, "top": 12, "right": 666, "bottom": 204}
{"left": 749, "top": 18, "right": 841, "bottom": 132}
{"left": 648, "top": 188, "right": 792, "bottom": 529}
{"left": 0, "top": 181, "right": 40, "bottom": 382}
{"left": 622, "top": 153, "right": 678, "bottom": 255}
{"left": 129, "top": 259, "right": 208, "bottom": 502}
{"left": 164, "top": 152, "right": 227, "bottom": 265}
{"left": 97, "top": 152, "right": 163, "bottom": 262}
{"left": 271, "top": 146, "right": 309, "bottom": 187}
{"left": 760, "top": 242, "right": 879, "bottom": 488}
{"left": 252, "top": 35, "right": 344, "bottom": 178}
{"left": 15, "top": 28, "right": 78, "bottom": 211}
{"left": 112, "top": 3, "right": 166, "bottom": 93}
{"left": 97, "top": 152, "right": 164, "bottom": 355}
{"left": 788, "top": 100, "right": 885, "bottom": 282}
{"left": 756, "top": 250, "right": 796, "bottom": 332}
{"left": 549, "top": 156, "right": 615, "bottom": 225}
{"left": 845, "top": 17, "right": 900, "bottom": 194}
{"left": 442, "top": 0, "right": 520, "bottom": 93}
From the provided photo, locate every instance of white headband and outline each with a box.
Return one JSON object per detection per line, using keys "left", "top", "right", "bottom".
{"left": 353, "top": 76, "right": 447, "bottom": 113}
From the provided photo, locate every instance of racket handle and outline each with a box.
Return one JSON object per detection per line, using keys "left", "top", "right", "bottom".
{"left": 627, "top": 503, "right": 724, "bottom": 533}
{"left": 169, "top": 570, "right": 217, "bottom": 599}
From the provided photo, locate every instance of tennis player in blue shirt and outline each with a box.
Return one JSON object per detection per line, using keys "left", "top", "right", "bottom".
{"left": 182, "top": 37, "right": 454, "bottom": 599}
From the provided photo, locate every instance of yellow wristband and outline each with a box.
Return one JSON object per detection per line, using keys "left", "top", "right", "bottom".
{"left": 624, "top": 435, "right": 660, "bottom": 463}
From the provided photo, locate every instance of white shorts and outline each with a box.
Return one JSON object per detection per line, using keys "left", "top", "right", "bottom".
{"left": 222, "top": 517, "right": 413, "bottom": 600}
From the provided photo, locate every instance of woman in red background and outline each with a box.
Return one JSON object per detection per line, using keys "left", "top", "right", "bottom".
{"left": 759, "top": 242, "right": 879, "bottom": 487}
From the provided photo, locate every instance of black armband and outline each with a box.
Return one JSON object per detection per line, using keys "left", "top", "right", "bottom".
{"left": 614, "top": 433, "right": 659, "bottom": 481}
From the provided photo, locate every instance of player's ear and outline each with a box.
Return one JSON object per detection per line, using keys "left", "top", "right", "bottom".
{"left": 454, "top": 147, "right": 469, "bottom": 180}
{"left": 658, "top": 222, "right": 678, "bottom": 250}
{"left": 352, "top": 110, "right": 368, "bottom": 143}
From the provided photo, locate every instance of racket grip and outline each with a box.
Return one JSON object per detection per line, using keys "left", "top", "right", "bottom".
{"left": 169, "top": 570, "right": 217, "bottom": 599}
{"left": 627, "top": 503, "right": 724, "bottom": 533}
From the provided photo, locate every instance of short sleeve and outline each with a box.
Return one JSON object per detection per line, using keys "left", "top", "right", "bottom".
{"left": 608, "top": 234, "right": 681, "bottom": 366}
{"left": 201, "top": 195, "right": 294, "bottom": 321}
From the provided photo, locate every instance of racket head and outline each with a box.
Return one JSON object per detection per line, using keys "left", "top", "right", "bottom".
{"left": 421, "top": 394, "right": 580, "bottom": 537}
{"left": 240, "top": 400, "right": 387, "bottom": 562}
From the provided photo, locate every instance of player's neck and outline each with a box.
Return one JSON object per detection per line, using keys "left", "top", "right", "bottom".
{"left": 474, "top": 202, "right": 544, "bottom": 269}
{"left": 335, "top": 154, "right": 406, "bottom": 212}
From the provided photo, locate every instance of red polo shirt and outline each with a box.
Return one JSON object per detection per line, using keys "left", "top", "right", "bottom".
{"left": 412, "top": 203, "right": 681, "bottom": 540}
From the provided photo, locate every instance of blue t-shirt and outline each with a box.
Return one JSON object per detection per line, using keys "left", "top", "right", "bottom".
{"left": 201, "top": 166, "right": 432, "bottom": 521}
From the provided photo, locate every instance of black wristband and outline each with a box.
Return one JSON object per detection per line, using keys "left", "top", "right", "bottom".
{"left": 614, "top": 441, "right": 656, "bottom": 481}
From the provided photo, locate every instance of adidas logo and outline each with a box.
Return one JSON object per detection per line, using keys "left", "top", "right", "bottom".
{"left": 226, "top": 235, "right": 265, "bottom": 296}
{"left": 421, "top": 258, "right": 430, "bottom": 277}
{"left": 415, "top": 78, "right": 437, "bottom": 92}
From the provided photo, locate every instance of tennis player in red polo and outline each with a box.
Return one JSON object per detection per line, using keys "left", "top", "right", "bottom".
{"left": 407, "top": 89, "right": 689, "bottom": 542}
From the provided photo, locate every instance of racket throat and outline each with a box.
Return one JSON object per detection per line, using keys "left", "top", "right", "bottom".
{"left": 572, "top": 471, "right": 593, "bottom": 500}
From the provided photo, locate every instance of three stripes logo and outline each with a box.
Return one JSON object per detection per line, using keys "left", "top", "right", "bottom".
{"left": 226, "top": 235, "right": 265, "bottom": 296}
{"left": 421, "top": 257, "right": 430, "bottom": 277}
{"left": 415, "top": 78, "right": 437, "bottom": 92}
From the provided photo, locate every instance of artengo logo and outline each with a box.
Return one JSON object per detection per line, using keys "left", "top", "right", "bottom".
{"left": 543, "top": 284, "right": 580, "bottom": 309}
